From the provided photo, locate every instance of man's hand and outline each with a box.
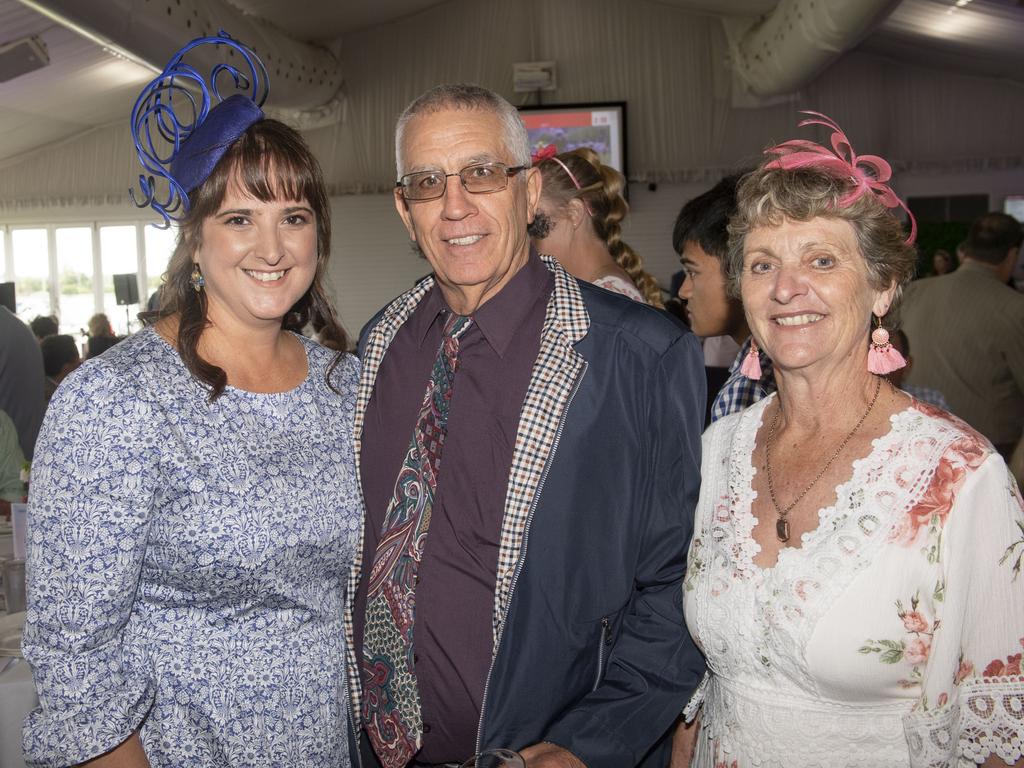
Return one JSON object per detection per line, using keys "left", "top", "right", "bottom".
{"left": 518, "top": 742, "right": 587, "bottom": 768}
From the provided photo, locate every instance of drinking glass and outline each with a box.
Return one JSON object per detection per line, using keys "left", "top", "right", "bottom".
{"left": 2, "top": 558, "right": 26, "bottom": 614}
{"left": 459, "top": 748, "right": 525, "bottom": 768}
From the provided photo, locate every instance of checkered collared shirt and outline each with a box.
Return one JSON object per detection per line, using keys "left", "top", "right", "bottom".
{"left": 710, "top": 336, "right": 777, "bottom": 422}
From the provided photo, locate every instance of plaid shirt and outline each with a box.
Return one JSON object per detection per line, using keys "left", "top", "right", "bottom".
{"left": 710, "top": 336, "right": 777, "bottom": 422}
{"left": 902, "top": 383, "right": 951, "bottom": 412}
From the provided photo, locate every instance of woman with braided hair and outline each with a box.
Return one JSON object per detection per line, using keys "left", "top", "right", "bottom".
{"left": 529, "top": 147, "right": 664, "bottom": 307}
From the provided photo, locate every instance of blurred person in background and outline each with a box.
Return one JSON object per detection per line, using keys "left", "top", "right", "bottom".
{"left": 931, "top": 247, "right": 956, "bottom": 275}
{"left": 29, "top": 315, "right": 58, "bottom": 342}
{"left": 0, "top": 409, "right": 27, "bottom": 514}
{"left": 529, "top": 146, "right": 663, "bottom": 307}
{"left": 84, "top": 311, "right": 121, "bottom": 358}
{"left": 39, "top": 333, "right": 81, "bottom": 402}
{"left": 673, "top": 173, "right": 776, "bottom": 424}
{"left": 0, "top": 306, "right": 45, "bottom": 460}
{"left": 900, "top": 212, "right": 1024, "bottom": 460}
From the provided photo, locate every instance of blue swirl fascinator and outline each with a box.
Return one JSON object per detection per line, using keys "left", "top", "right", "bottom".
{"left": 130, "top": 32, "right": 269, "bottom": 228}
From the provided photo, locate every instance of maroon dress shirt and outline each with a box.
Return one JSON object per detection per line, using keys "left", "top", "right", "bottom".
{"left": 356, "top": 255, "right": 553, "bottom": 763}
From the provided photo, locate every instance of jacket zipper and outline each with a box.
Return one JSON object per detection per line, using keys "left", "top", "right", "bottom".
{"left": 344, "top": 626, "right": 364, "bottom": 768}
{"left": 475, "top": 361, "right": 589, "bottom": 753}
{"left": 344, "top": 646, "right": 364, "bottom": 768}
{"left": 593, "top": 617, "right": 610, "bottom": 691}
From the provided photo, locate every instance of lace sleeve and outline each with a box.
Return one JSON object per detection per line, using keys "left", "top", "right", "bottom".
{"left": 682, "top": 672, "right": 709, "bottom": 723}
{"left": 903, "top": 453, "right": 1024, "bottom": 767}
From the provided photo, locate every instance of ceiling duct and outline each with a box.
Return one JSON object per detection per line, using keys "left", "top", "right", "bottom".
{"left": 15, "top": 0, "right": 345, "bottom": 126}
{"left": 723, "top": 0, "right": 900, "bottom": 100}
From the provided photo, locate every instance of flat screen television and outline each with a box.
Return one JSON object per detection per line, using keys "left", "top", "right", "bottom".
{"left": 1004, "top": 195, "right": 1024, "bottom": 222}
{"left": 519, "top": 102, "right": 627, "bottom": 179}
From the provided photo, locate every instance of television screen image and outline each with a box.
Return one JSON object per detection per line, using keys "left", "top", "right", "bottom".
{"left": 1004, "top": 195, "right": 1024, "bottom": 223}
{"left": 519, "top": 102, "right": 626, "bottom": 178}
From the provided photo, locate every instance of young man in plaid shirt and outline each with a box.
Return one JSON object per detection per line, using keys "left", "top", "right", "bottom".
{"left": 674, "top": 174, "right": 776, "bottom": 422}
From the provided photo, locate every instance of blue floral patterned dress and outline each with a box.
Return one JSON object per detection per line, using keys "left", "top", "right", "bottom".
{"left": 22, "top": 328, "right": 362, "bottom": 768}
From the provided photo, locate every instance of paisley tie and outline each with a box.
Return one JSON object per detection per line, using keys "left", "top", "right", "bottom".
{"left": 362, "top": 312, "right": 473, "bottom": 768}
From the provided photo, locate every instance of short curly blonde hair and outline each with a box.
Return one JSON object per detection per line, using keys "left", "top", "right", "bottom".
{"left": 726, "top": 165, "right": 917, "bottom": 313}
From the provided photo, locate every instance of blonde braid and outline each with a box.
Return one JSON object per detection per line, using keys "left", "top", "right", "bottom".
{"left": 581, "top": 150, "right": 664, "bottom": 308}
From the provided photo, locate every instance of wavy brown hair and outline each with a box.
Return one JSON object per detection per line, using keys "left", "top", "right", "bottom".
{"left": 144, "top": 119, "right": 347, "bottom": 400}
{"left": 530, "top": 148, "right": 663, "bottom": 308}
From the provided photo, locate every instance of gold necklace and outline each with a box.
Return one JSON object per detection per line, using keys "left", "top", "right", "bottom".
{"left": 765, "top": 376, "right": 882, "bottom": 543}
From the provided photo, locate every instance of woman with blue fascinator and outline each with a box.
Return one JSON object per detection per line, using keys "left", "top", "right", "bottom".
{"left": 22, "top": 34, "right": 361, "bottom": 767}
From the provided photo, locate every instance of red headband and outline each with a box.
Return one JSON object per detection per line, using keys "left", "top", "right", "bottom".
{"left": 531, "top": 144, "right": 585, "bottom": 191}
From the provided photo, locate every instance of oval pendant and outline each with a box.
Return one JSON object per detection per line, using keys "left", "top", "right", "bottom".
{"left": 776, "top": 517, "right": 790, "bottom": 543}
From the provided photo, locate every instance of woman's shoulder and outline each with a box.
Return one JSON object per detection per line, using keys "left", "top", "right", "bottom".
{"left": 903, "top": 398, "right": 995, "bottom": 467}
{"left": 57, "top": 327, "right": 175, "bottom": 398}
{"left": 703, "top": 395, "right": 771, "bottom": 447}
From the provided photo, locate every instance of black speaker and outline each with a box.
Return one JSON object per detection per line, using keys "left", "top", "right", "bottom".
{"left": 113, "top": 273, "right": 139, "bottom": 306}
{"left": 0, "top": 282, "right": 14, "bottom": 313}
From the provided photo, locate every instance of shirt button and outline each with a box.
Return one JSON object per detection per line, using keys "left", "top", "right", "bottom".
{"left": 422, "top": 723, "right": 432, "bottom": 734}
{"left": 413, "top": 653, "right": 419, "bottom": 664}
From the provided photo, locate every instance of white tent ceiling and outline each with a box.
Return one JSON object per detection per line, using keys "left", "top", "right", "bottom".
{"left": 0, "top": 0, "right": 1022, "bottom": 176}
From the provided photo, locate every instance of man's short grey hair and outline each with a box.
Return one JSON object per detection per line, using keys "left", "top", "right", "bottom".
{"left": 394, "top": 84, "right": 532, "bottom": 176}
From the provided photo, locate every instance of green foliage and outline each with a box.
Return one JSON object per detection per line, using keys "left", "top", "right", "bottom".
{"left": 15, "top": 276, "right": 45, "bottom": 293}
{"left": 59, "top": 269, "right": 92, "bottom": 295}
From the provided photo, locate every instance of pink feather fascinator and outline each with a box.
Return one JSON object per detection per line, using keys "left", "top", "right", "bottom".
{"left": 764, "top": 111, "right": 917, "bottom": 245}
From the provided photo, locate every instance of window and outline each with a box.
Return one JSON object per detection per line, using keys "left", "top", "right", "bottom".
{"left": 144, "top": 224, "right": 177, "bottom": 309}
{"left": 1, "top": 221, "right": 180, "bottom": 334}
{"left": 11, "top": 229, "right": 49, "bottom": 324}
{"left": 99, "top": 225, "right": 139, "bottom": 335}
{"left": 55, "top": 227, "right": 95, "bottom": 337}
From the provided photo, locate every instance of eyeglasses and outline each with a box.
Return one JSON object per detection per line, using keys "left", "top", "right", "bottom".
{"left": 396, "top": 162, "right": 527, "bottom": 201}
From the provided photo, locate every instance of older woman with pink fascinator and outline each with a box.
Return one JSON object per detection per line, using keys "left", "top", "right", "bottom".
{"left": 674, "top": 113, "right": 1024, "bottom": 767}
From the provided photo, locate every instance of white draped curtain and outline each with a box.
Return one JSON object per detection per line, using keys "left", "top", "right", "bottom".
{"left": 1, "top": 0, "right": 1022, "bottom": 211}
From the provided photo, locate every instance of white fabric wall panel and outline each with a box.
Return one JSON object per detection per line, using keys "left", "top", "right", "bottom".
{"left": 327, "top": 193, "right": 424, "bottom": 339}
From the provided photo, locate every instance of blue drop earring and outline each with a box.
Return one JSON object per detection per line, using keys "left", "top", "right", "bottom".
{"left": 190, "top": 264, "right": 205, "bottom": 292}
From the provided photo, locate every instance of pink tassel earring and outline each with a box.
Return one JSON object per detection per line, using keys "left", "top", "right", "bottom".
{"left": 868, "top": 316, "right": 906, "bottom": 374}
{"left": 740, "top": 339, "right": 763, "bottom": 380}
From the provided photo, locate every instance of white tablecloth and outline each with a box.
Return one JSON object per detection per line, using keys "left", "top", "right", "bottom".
{"left": 0, "top": 613, "right": 34, "bottom": 768}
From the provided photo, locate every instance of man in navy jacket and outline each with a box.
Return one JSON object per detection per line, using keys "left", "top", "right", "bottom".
{"left": 345, "top": 84, "right": 706, "bottom": 768}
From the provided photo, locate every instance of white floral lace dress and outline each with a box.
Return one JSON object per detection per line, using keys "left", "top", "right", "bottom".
{"left": 22, "top": 329, "right": 362, "bottom": 767}
{"left": 684, "top": 396, "right": 1024, "bottom": 768}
